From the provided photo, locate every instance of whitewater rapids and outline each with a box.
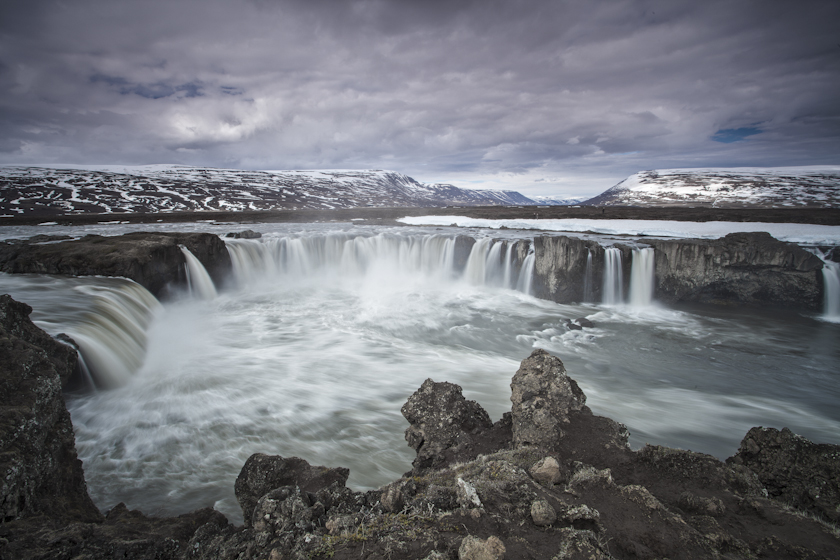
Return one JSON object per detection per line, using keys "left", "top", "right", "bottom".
{"left": 0, "top": 223, "right": 837, "bottom": 525}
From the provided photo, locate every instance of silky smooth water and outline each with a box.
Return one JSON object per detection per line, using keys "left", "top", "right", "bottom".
{"left": 1, "top": 224, "right": 838, "bottom": 526}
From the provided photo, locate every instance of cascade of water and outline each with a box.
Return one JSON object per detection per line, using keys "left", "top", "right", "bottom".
{"left": 809, "top": 248, "right": 840, "bottom": 321}
{"left": 802, "top": 248, "right": 840, "bottom": 322}
{"left": 69, "top": 282, "right": 161, "bottom": 389}
{"left": 823, "top": 261, "right": 840, "bottom": 321}
{"left": 583, "top": 249, "right": 593, "bottom": 302}
{"left": 485, "top": 242, "right": 504, "bottom": 286}
{"left": 180, "top": 246, "right": 218, "bottom": 299}
{"left": 226, "top": 233, "right": 538, "bottom": 295}
{"left": 602, "top": 247, "right": 624, "bottom": 304}
{"left": 516, "top": 251, "right": 535, "bottom": 295}
{"left": 463, "top": 238, "right": 493, "bottom": 285}
{"left": 629, "top": 247, "right": 655, "bottom": 307}
{"left": 226, "top": 234, "right": 459, "bottom": 285}
{"left": 502, "top": 243, "right": 514, "bottom": 288}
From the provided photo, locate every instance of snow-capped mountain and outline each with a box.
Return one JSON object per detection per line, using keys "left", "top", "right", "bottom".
{"left": 0, "top": 165, "right": 536, "bottom": 217}
{"left": 529, "top": 195, "right": 587, "bottom": 206}
{"left": 583, "top": 167, "right": 840, "bottom": 208}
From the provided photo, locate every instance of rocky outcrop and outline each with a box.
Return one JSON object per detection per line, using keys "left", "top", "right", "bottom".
{"left": 2, "top": 322, "right": 839, "bottom": 559}
{"left": 532, "top": 232, "right": 828, "bottom": 310}
{"left": 0, "top": 295, "right": 100, "bottom": 523}
{"left": 0, "top": 232, "right": 231, "bottom": 297}
{"left": 728, "top": 426, "right": 840, "bottom": 523}
{"left": 648, "top": 231, "right": 824, "bottom": 309}
{"left": 401, "top": 379, "right": 495, "bottom": 471}
{"left": 234, "top": 453, "right": 350, "bottom": 527}
{"left": 510, "top": 349, "right": 586, "bottom": 446}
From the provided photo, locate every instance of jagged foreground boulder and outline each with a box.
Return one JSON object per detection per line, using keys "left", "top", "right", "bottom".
{"left": 2, "top": 317, "right": 839, "bottom": 559}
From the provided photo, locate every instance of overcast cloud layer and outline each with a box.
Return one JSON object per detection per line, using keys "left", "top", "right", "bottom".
{"left": 1, "top": 0, "right": 839, "bottom": 197}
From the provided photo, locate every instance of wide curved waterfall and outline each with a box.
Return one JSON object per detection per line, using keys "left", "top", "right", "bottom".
{"left": 225, "top": 232, "right": 535, "bottom": 294}
{"left": 2, "top": 225, "right": 837, "bottom": 527}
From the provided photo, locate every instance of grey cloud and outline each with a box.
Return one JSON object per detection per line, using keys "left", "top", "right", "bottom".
{"left": 0, "top": 0, "right": 838, "bottom": 196}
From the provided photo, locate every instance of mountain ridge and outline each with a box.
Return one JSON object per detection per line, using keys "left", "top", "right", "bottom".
{"left": 0, "top": 165, "right": 536, "bottom": 217}
{"left": 584, "top": 166, "right": 840, "bottom": 208}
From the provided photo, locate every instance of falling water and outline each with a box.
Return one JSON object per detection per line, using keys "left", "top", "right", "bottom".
{"left": 227, "top": 233, "right": 533, "bottom": 294}
{"left": 629, "top": 248, "right": 656, "bottom": 307}
{"left": 820, "top": 261, "right": 840, "bottom": 322}
{"left": 180, "top": 246, "right": 218, "bottom": 299}
{"left": 516, "top": 252, "right": 535, "bottom": 295}
{"left": 502, "top": 243, "right": 514, "bottom": 288}
{"left": 66, "top": 282, "right": 161, "bottom": 389}
{"left": 464, "top": 238, "right": 494, "bottom": 285}
{"left": 583, "top": 249, "right": 593, "bottom": 303}
{"left": 602, "top": 247, "right": 624, "bottom": 304}
{"left": 804, "top": 248, "right": 840, "bottom": 323}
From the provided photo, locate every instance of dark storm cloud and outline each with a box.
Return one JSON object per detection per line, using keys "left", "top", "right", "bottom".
{"left": 1, "top": 0, "right": 838, "bottom": 195}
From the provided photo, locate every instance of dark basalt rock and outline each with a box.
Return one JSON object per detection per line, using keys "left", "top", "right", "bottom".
{"left": 509, "top": 349, "right": 587, "bottom": 446}
{"left": 532, "top": 232, "right": 828, "bottom": 310}
{"left": 225, "top": 229, "right": 262, "bottom": 239}
{"left": 0, "top": 295, "right": 100, "bottom": 523}
{"left": 648, "top": 231, "right": 824, "bottom": 309}
{"left": 234, "top": 453, "right": 350, "bottom": 527}
{"left": 401, "top": 379, "right": 494, "bottom": 472}
{"left": 0, "top": 232, "right": 231, "bottom": 297}
{"left": 728, "top": 426, "right": 840, "bottom": 523}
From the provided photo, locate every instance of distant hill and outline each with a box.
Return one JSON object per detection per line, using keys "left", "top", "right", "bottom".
{"left": 583, "top": 167, "right": 840, "bottom": 208}
{"left": 0, "top": 165, "right": 536, "bottom": 217}
{"left": 529, "top": 195, "right": 587, "bottom": 206}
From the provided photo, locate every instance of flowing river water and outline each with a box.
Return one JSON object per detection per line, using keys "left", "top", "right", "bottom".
{"left": 1, "top": 221, "right": 838, "bottom": 524}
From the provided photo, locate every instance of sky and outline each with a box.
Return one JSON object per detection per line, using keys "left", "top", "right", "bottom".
{"left": 1, "top": 0, "right": 839, "bottom": 199}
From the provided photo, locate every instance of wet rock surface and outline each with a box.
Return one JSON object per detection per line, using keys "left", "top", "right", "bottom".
{"left": 0, "top": 232, "right": 231, "bottom": 297}
{"left": 1, "top": 328, "right": 839, "bottom": 558}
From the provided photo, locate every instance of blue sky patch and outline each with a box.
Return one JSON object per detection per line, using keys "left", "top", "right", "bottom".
{"left": 711, "top": 127, "right": 762, "bottom": 143}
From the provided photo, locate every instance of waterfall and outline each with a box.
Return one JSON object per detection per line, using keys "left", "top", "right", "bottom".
{"left": 180, "top": 246, "right": 218, "bottom": 299}
{"left": 602, "top": 248, "right": 624, "bottom": 304}
{"left": 502, "top": 243, "right": 514, "bottom": 288}
{"left": 68, "top": 282, "right": 161, "bottom": 389}
{"left": 803, "top": 248, "right": 840, "bottom": 322}
{"left": 583, "top": 249, "right": 593, "bottom": 303}
{"left": 464, "top": 238, "right": 493, "bottom": 285}
{"left": 226, "top": 233, "right": 458, "bottom": 285}
{"left": 629, "top": 248, "right": 655, "bottom": 307}
{"left": 225, "top": 233, "right": 535, "bottom": 294}
{"left": 824, "top": 261, "right": 840, "bottom": 321}
{"left": 516, "top": 251, "right": 535, "bottom": 295}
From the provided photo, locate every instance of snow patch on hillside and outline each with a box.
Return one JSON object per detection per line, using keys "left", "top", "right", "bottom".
{"left": 0, "top": 165, "right": 536, "bottom": 216}
{"left": 585, "top": 167, "right": 840, "bottom": 208}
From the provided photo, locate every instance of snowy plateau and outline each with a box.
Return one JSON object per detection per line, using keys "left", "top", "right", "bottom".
{"left": 0, "top": 165, "right": 535, "bottom": 217}
{"left": 584, "top": 167, "right": 840, "bottom": 208}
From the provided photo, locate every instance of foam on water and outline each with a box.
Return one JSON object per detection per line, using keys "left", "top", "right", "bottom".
{"left": 1, "top": 226, "right": 838, "bottom": 526}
